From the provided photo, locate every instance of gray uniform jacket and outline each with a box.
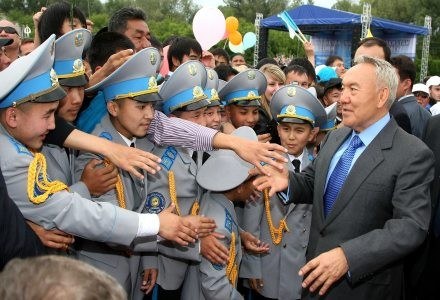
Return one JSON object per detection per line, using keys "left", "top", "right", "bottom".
{"left": 74, "top": 115, "right": 155, "bottom": 300}
{"left": 0, "top": 124, "right": 140, "bottom": 247}
{"left": 258, "top": 150, "right": 312, "bottom": 300}
{"left": 185, "top": 191, "right": 243, "bottom": 300}
{"left": 146, "top": 144, "right": 200, "bottom": 290}
{"left": 42, "top": 144, "right": 90, "bottom": 199}
{"left": 287, "top": 120, "right": 434, "bottom": 300}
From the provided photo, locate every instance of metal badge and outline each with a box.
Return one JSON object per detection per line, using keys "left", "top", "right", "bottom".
{"left": 287, "top": 87, "right": 296, "bottom": 97}
{"left": 50, "top": 69, "right": 58, "bottom": 86}
{"left": 188, "top": 64, "right": 197, "bottom": 76}
{"left": 193, "top": 86, "right": 204, "bottom": 98}
{"left": 286, "top": 105, "right": 296, "bottom": 115}
{"left": 150, "top": 51, "right": 157, "bottom": 65}
{"left": 210, "top": 88, "right": 219, "bottom": 100}
{"left": 247, "top": 70, "right": 256, "bottom": 80}
{"left": 74, "top": 32, "right": 84, "bottom": 47}
{"left": 208, "top": 69, "right": 214, "bottom": 80}
{"left": 72, "top": 59, "right": 84, "bottom": 73}
{"left": 247, "top": 90, "right": 257, "bottom": 98}
{"left": 148, "top": 77, "right": 158, "bottom": 89}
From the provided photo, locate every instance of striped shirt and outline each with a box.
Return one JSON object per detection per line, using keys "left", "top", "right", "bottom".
{"left": 148, "top": 110, "right": 217, "bottom": 151}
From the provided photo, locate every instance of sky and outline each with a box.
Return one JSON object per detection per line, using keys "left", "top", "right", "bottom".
{"left": 193, "top": 0, "right": 337, "bottom": 9}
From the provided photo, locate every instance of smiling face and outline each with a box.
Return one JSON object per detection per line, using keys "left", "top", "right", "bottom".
{"left": 108, "top": 98, "right": 155, "bottom": 139}
{"left": 3, "top": 101, "right": 59, "bottom": 150}
{"left": 226, "top": 104, "right": 259, "bottom": 128}
{"left": 264, "top": 73, "right": 283, "bottom": 103}
{"left": 340, "top": 63, "right": 389, "bottom": 132}
{"left": 204, "top": 106, "right": 221, "bottom": 130}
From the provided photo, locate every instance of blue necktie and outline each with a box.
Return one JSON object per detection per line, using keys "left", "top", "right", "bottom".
{"left": 323, "top": 135, "right": 364, "bottom": 217}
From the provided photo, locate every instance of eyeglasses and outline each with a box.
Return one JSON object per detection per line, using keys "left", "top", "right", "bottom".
{"left": 0, "top": 26, "right": 17, "bottom": 35}
{"left": 414, "top": 91, "right": 429, "bottom": 99}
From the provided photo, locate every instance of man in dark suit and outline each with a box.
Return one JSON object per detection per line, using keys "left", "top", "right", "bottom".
{"left": 391, "top": 55, "right": 431, "bottom": 139}
{"left": 254, "top": 55, "right": 434, "bottom": 299}
{"left": 354, "top": 37, "right": 412, "bottom": 135}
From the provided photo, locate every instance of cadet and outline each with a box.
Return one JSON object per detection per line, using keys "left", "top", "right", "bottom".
{"left": 203, "top": 68, "right": 222, "bottom": 131}
{"left": 315, "top": 102, "right": 338, "bottom": 153}
{"left": 148, "top": 60, "right": 211, "bottom": 298}
{"left": 42, "top": 28, "right": 116, "bottom": 204}
{"left": 219, "top": 69, "right": 267, "bottom": 133}
{"left": 0, "top": 35, "right": 198, "bottom": 260}
{"left": 249, "top": 85, "right": 326, "bottom": 300}
{"left": 195, "top": 126, "right": 259, "bottom": 300}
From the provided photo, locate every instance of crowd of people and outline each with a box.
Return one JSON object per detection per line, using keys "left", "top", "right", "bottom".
{"left": 1, "top": 2, "right": 440, "bottom": 300}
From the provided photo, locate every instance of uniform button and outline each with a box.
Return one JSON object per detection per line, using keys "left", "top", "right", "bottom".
{"left": 283, "top": 244, "right": 287, "bottom": 248}
{"left": 303, "top": 213, "right": 307, "bottom": 218}
{"left": 302, "top": 244, "right": 307, "bottom": 248}
{"left": 302, "top": 228, "right": 307, "bottom": 232}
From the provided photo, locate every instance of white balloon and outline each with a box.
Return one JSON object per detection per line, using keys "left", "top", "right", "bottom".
{"left": 192, "top": 7, "right": 226, "bottom": 50}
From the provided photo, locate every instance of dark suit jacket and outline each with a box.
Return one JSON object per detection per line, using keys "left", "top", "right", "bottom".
{"left": 399, "top": 95, "right": 431, "bottom": 139}
{"left": 287, "top": 119, "right": 434, "bottom": 300}
{"left": 0, "top": 167, "right": 45, "bottom": 270}
{"left": 389, "top": 100, "right": 412, "bottom": 134}
{"left": 416, "top": 115, "right": 440, "bottom": 299}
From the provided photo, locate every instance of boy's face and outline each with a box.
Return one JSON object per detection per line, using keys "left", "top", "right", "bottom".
{"left": 277, "top": 122, "right": 313, "bottom": 157}
{"left": 286, "top": 71, "right": 309, "bottom": 88}
{"left": 204, "top": 106, "right": 221, "bottom": 130}
{"left": 236, "top": 177, "right": 258, "bottom": 202}
{"left": 10, "top": 101, "right": 58, "bottom": 150}
{"left": 57, "top": 86, "right": 85, "bottom": 122}
{"left": 226, "top": 105, "right": 259, "bottom": 128}
{"left": 174, "top": 107, "right": 207, "bottom": 126}
{"left": 323, "top": 87, "right": 342, "bottom": 116}
{"left": 108, "top": 98, "right": 155, "bottom": 139}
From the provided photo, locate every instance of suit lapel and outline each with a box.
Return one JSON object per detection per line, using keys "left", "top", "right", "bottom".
{"left": 322, "top": 120, "right": 396, "bottom": 229}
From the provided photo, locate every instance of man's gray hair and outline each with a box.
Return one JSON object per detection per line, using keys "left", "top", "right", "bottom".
{"left": 0, "top": 255, "right": 127, "bottom": 299}
{"left": 353, "top": 55, "right": 398, "bottom": 108}
{"left": 108, "top": 7, "right": 147, "bottom": 33}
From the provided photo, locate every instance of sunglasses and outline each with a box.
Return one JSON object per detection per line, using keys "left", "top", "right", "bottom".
{"left": 0, "top": 26, "right": 17, "bottom": 34}
{"left": 414, "top": 91, "right": 429, "bottom": 99}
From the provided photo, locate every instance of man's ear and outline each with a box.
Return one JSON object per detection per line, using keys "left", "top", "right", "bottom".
{"left": 171, "top": 56, "right": 181, "bottom": 70}
{"left": 4, "top": 107, "right": 19, "bottom": 128}
{"left": 107, "top": 101, "right": 118, "bottom": 117}
{"left": 377, "top": 87, "right": 390, "bottom": 109}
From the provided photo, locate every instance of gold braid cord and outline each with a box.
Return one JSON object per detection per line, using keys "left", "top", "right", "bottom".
{"left": 226, "top": 232, "right": 238, "bottom": 286}
{"left": 104, "top": 159, "right": 126, "bottom": 209}
{"left": 168, "top": 171, "right": 199, "bottom": 216}
{"left": 27, "top": 152, "right": 68, "bottom": 204}
{"left": 264, "top": 188, "right": 289, "bottom": 245}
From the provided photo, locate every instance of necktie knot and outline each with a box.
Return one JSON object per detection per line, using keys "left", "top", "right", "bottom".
{"left": 348, "top": 135, "right": 363, "bottom": 150}
{"left": 291, "top": 159, "right": 301, "bottom": 173}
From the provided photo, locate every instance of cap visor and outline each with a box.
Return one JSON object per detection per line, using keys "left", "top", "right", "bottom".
{"left": 59, "top": 75, "right": 88, "bottom": 87}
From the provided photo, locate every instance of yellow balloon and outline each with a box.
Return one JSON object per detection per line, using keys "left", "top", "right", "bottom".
{"left": 226, "top": 16, "right": 239, "bottom": 34}
{"left": 229, "top": 30, "right": 242, "bottom": 46}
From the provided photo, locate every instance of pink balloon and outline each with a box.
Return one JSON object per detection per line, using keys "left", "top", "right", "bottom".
{"left": 159, "top": 45, "right": 170, "bottom": 78}
{"left": 193, "top": 7, "right": 226, "bottom": 50}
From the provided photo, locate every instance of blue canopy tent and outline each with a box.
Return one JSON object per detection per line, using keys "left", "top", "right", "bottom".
{"left": 257, "top": 5, "right": 428, "bottom": 64}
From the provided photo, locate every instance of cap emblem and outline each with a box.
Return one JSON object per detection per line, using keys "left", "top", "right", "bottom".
{"left": 148, "top": 76, "right": 158, "bottom": 89}
{"left": 188, "top": 63, "right": 197, "bottom": 76}
{"left": 247, "top": 70, "right": 256, "bottom": 80}
{"left": 150, "top": 51, "right": 157, "bottom": 65}
{"left": 74, "top": 32, "right": 84, "bottom": 47}
{"left": 50, "top": 69, "right": 58, "bottom": 86}
{"left": 193, "top": 86, "right": 204, "bottom": 99}
{"left": 72, "top": 59, "right": 85, "bottom": 74}
{"left": 208, "top": 70, "right": 214, "bottom": 80}
{"left": 287, "top": 87, "right": 296, "bottom": 97}
{"left": 286, "top": 105, "right": 296, "bottom": 115}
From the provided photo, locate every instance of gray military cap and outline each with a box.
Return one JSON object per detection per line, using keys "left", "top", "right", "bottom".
{"left": 85, "top": 47, "right": 162, "bottom": 103}
{"left": 218, "top": 69, "right": 266, "bottom": 107}
{"left": 320, "top": 102, "right": 337, "bottom": 132}
{"left": 160, "top": 60, "right": 210, "bottom": 116}
{"left": 0, "top": 35, "right": 66, "bottom": 108}
{"left": 270, "top": 84, "right": 326, "bottom": 128}
{"left": 54, "top": 28, "right": 91, "bottom": 87}
{"left": 197, "top": 126, "right": 257, "bottom": 192}
{"left": 205, "top": 68, "right": 221, "bottom": 107}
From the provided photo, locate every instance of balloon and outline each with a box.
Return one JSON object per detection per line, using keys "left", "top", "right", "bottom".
{"left": 193, "top": 7, "right": 226, "bottom": 50}
{"left": 229, "top": 30, "right": 242, "bottom": 46}
{"left": 229, "top": 41, "right": 244, "bottom": 54}
{"left": 225, "top": 16, "right": 239, "bottom": 33}
{"left": 243, "top": 32, "right": 257, "bottom": 50}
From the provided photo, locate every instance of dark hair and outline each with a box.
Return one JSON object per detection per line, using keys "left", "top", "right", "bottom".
{"left": 214, "top": 64, "right": 238, "bottom": 81}
{"left": 255, "top": 57, "right": 278, "bottom": 70}
{"left": 288, "top": 58, "right": 315, "bottom": 83}
{"left": 38, "top": 1, "right": 86, "bottom": 42}
{"left": 150, "top": 35, "right": 162, "bottom": 51}
{"left": 87, "top": 31, "right": 135, "bottom": 72}
{"left": 108, "top": 7, "right": 147, "bottom": 33}
{"left": 167, "top": 37, "right": 202, "bottom": 70}
{"left": 390, "top": 55, "right": 416, "bottom": 88}
{"left": 357, "top": 37, "right": 391, "bottom": 62}
{"left": 162, "top": 35, "right": 179, "bottom": 47}
{"left": 325, "top": 55, "right": 343, "bottom": 66}
{"left": 211, "top": 48, "right": 230, "bottom": 63}
{"left": 283, "top": 64, "right": 307, "bottom": 76}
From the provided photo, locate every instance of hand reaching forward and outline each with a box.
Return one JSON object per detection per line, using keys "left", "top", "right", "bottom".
{"left": 158, "top": 204, "right": 198, "bottom": 246}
